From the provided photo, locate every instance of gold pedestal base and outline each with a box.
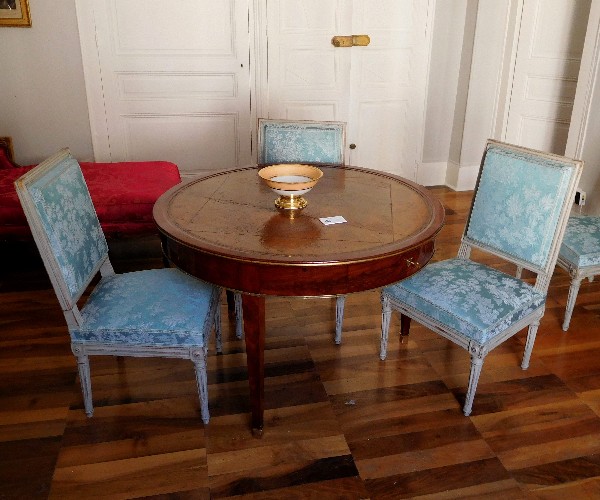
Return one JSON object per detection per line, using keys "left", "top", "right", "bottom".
{"left": 274, "top": 195, "right": 308, "bottom": 211}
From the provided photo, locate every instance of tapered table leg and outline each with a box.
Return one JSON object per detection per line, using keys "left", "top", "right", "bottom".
{"left": 241, "top": 294, "right": 266, "bottom": 436}
{"left": 400, "top": 313, "right": 411, "bottom": 343}
{"left": 226, "top": 289, "right": 235, "bottom": 313}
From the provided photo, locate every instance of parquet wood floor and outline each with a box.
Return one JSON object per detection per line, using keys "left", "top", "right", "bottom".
{"left": 1, "top": 187, "right": 600, "bottom": 499}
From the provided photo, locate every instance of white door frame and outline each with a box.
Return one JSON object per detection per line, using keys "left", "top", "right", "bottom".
{"left": 75, "top": 0, "right": 112, "bottom": 160}
{"left": 251, "top": 0, "right": 268, "bottom": 123}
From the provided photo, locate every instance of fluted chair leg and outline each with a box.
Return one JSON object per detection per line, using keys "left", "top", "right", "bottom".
{"left": 74, "top": 349, "right": 94, "bottom": 417}
{"left": 234, "top": 292, "right": 244, "bottom": 339}
{"left": 380, "top": 294, "right": 392, "bottom": 360}
{"left": 521, "top": 319, "right": 540, "bottom": 369}
{"left": 193, "top": 347, "right": 210, "bottom": 424}
{"left": 464, "top": 353, "right": 484, "bottom": 416}
{"left": 334, "top": 295, "right": 346, "bottom": 344}
{"left": 563, "top": 278, "right": 582, "bottom": 331}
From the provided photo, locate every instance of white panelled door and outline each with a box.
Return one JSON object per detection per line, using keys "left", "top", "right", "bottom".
{"left": 77, "top": 0, "right": 252, "bottom": 178}
{"left": 505, "top": 0, "right": 591, "bottom": 155}
{"left": 265, "top": 0, "right": 432, "bottom": 179}
{"left": 265, "top": 1, "right": 352, "bottom": 123}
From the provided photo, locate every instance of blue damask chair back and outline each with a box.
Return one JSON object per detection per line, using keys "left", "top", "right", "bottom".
{"left": 463, "top": 141, "right": 577, "bottom": 279}
{"left": 258, "top": 119, "right": 346, "bottom": 165}
{"left": 15, "top": 149, "right": 108, "bottom": 310}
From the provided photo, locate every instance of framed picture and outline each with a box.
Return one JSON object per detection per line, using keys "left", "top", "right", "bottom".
{"left": 0, "top": 0, "right": 31, "bottom": 27}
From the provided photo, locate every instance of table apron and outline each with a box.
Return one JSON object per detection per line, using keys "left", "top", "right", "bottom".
{"left": 160, "top": 235, "right": 436, "bottom": 296}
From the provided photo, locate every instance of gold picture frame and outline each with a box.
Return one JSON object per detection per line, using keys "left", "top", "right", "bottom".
{"left": 0, "top": 0, "right": 31, "bottom": 27}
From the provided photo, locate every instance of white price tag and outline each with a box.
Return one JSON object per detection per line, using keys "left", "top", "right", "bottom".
{"left": 319, "top": 216, "right": 347, "bottom": 225}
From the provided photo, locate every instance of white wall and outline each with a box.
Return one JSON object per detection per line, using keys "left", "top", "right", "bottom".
{"left": 446, "top": 0, "right": 513, "bottom": 190}
{"left": 421, "top": 0, "right": 468, "bottom": 174}
{"left": 458, "top": 0, "right": 512, "bottom": 166}
{"left": 0, "top": 0, "right": 93, "bottom": 165}
{"left": 420, "top": 0, "right": 508, "bottom": 190}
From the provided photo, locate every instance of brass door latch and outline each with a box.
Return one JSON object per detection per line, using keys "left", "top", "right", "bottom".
{"left": 331, "top": 35, "right": 370, "bottom": 47}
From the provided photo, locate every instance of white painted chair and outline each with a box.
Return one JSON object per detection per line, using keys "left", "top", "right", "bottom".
{"left": 256, "top": 118, "right": 348, "bottom": 343}
{"left": 15, "top": 149, "right": 221, "bottom": 423}
{"left": 380, "top": 140, "right": 582, "bottom": 416}
{"left": 556, "top": 215, "right": 600, "bottom": 331}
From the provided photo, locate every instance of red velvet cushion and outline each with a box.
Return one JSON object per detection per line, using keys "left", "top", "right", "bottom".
{"left": 0, "top": 161, "right": 181, "bottom": 240}
{"left": 80, "top": 161, "right": 181, "bottom": 234}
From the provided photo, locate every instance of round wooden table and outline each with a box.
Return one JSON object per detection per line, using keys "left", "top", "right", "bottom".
{"left": 153, "top": 165, "right": 445, "bottom": 434}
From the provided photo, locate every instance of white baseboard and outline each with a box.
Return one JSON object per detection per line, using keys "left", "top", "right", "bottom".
{"left": 418, "top": 161, "right": 480, "bottom": 190}
{"left": 417, "top": 162, "right": 449, "bottom": 186}
{"left": 445, "top": 161, "right": 479, "bottom": 191}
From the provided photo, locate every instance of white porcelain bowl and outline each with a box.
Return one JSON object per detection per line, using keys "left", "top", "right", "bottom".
{"left": 258, "top": 164, "right": 323, "bottom": 197}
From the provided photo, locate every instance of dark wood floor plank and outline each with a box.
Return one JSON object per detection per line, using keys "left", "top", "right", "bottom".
{"left": 206, "top": 402, "right": 343, "bottom": 455}
{"left": 531, "top": 477, "right": 600, "bottom": 498}
{"left": 0, "top": 436, "right": 63, "bottom": 499}
{"left": 208, "top": 454, "right": 358, "bottom": 498}
{"left": 216, "top": 476, "right": 370, "bottom": 499}
{"left": 356, "top": 438, "right": 496, "bottom": 480}
{"left": 364, "top": 458, "right": 511, "bottom": 499}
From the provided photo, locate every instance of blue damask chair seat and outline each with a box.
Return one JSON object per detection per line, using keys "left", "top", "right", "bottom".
{"left": 380, "top": 140, "right": 582, "bottom": 416}
{"left": 384, "top": 259, "right": 546, "bottom": 344}
{"left": 15, "top": 149, "right": 220, "bottom": 424}
{"left": 556, "top": 215, "right": 600, "bottom": 330}
{"left": 560, "top": 216, "right": 600, "bottom": 266}
{"left": 73, "top": 268, "right": 216, "bottom": 346}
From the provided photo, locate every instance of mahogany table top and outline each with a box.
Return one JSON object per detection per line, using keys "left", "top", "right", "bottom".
{"left": 153, "top": 165, "right": 445, "bottom": 297}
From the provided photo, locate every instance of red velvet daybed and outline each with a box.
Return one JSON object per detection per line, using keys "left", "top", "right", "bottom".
{"left": 0, "top": 142, "right": 181, "bottom": 240}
